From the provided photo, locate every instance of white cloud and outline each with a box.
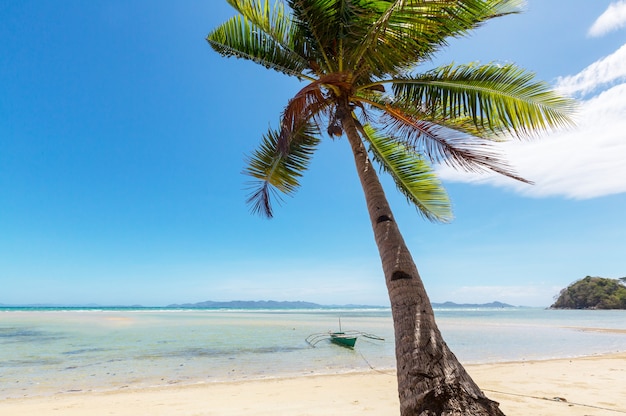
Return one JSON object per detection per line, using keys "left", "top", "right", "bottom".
{"left": 437, "top": 44, "right": 626, "bottom": 200}
{"left": 555, "top": 43, "right": 626, "bottom": 96}
{"left": 588, "top": 0, "right": 626, "bottom": 37}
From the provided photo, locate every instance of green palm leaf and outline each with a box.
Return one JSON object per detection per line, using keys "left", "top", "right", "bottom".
{"left": 225, "top": 0, "right": 291, "bottom": 40}
{"left": 392, "top": 62, "right": 576, "bottom": 137}
{"left": 347, "top": 0, "right": 525, "bottom": 79}
{"left": 244, "top": 123, "right": 320, "bottom": 217}
{"left": 360, "top": 123, "right": 453, "bottom": 223}
{"left": 207, "top": 1, "right": 310, "bottom": 77}
{"left": 225, "top": 0, "right": 311, "bottom": 62}
{"left": 358, "top": 90, "right": 507, "bottom": 140}
{"left": 379, "top": 102, "right": 531, "bottom": 182}
{"left": 288, "top": 0, "right": 355, "bottom": 72}
{"left": 359, "top": 93, "right": 530, "bottom": 182}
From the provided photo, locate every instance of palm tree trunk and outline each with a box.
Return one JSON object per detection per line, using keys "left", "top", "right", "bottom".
{"left": 338, "top": 103, "right": 505, "bottom": 416}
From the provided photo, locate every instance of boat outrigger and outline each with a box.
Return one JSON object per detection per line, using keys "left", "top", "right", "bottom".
{"left": 305, "top": 318, "right": 384, "bottom": 349}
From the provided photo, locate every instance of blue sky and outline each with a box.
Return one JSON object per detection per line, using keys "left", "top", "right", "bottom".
{"left": 1, "top": 1, "right": 625, "bottom": 307}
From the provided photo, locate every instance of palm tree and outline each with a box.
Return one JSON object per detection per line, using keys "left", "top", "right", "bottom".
{"left": 207, "top": 1, "right": 574, "bottom": 414}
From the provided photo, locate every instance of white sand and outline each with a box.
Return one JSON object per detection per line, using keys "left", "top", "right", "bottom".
{"left": 2, "top": 353, "right": 625, "bottom": 415}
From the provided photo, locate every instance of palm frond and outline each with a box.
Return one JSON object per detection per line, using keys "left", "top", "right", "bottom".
{"left": 224, "top": 0, "right": 291, "bottom": 45}
{"left": 224, "top": 0, "right": 314, "bottom": 63}
{"left": 345, "top": 0, "right": 525, "bottom": 78}
{"left": 392, "top": 62, "right": 576, "bottom": 138}
{"left": 207, "top": 2, "right": 310, "bottom": 77}
{"left": 278, "top": 74, "right": 346, "bottom": 151}
{"left": 362, "top": 91, "right": 511, "bottom": 140}
{"left": 380, "top": 104, "right": 531, "bottom": 183}
{"left": 287, "top": 0, "right": 356, "bottom": 72}
{"left": 359, "top": 123, "right": 453, "bottom": 223}
{"left": 245, "top": 123, "right": 320, "bottom": 217}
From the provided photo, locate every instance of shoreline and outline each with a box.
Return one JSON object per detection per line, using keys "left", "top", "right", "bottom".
{"left": 2, "top": 352, "right": 625, "bottom": 416}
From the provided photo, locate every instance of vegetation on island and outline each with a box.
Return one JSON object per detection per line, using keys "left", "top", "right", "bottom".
{"left": 208, "top": 1, "right": 574, "bottom": 414}
{"left": 551, "top": 276, "right": 626, "bottom": 309}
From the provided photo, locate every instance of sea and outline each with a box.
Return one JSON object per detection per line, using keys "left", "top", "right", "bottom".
{"left": 1, "top": 307, "right": 625, "bottom": 399}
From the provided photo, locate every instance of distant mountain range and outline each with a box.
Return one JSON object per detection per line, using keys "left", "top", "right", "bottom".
{"left": 1, "top": 300, "right": 517, "bottom": 309}
{"left": 166, "top": 300, "right": 516, "bottom": 309}
{"left": 432, "top": 301, "right": 515, "bottom": 309}
{"left": 165, "top": 300, "right": 382, "bottom": 309}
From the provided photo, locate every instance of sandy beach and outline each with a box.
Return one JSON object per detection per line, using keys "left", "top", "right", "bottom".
{"left": 2, "top": 352, "right": 624, "bottom": 416}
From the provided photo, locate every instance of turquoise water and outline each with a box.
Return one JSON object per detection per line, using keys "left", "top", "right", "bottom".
{"left": 1, "top": 307, "right": 625, "bottom": 399}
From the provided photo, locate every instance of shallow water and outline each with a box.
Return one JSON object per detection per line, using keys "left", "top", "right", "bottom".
{"left": 1, "top": 307, "right": 625, "bottom": 399}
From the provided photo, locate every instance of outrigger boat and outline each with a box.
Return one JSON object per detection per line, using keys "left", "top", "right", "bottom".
{"left": 329, "top": 331, "right": 358, "bottom": 348}
{"left": 305, "top": 318, "right": 384, "bottom": 349}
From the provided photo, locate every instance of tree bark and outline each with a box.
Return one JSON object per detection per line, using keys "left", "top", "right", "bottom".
{"left": 338, "top": 103, "right": 505, "bottom": 416}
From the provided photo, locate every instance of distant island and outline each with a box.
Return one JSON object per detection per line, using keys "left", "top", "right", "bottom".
{"left": 165, "top": 300, "right": 382, "bottom": 309}
{"left": 551, "top": 276, "right": 626, "bottom": 309}
{"left": 431, "top": 301, "right": 515, "bottom": 309}
{"left": 165, "top": 300, "right": 516, "bottom": 309}
{"left": 1, "top": 300, "right": 517, "bottom": 309}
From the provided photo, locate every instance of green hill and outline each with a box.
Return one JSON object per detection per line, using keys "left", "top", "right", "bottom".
{"left": 551, "top": 276, "right": 626, "bottom": 309}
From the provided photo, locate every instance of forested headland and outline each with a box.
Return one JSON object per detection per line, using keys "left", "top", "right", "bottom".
{"left": 551, "top": 276, "right": 626, "bottom": 309}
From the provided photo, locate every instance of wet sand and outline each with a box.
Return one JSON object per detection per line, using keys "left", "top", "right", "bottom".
{"left": 2, "top": 352, "right": 625, "bottom": 415}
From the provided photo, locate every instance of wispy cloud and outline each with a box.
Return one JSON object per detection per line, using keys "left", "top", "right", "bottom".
{"left": 588, "top": 0, "right": 626, "bottom": 37}
{"left": 438, "top": 43, "right": 626, "bottom": 200}
{"left": 555, "top": 43, "right": 626, "bottom": 97}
